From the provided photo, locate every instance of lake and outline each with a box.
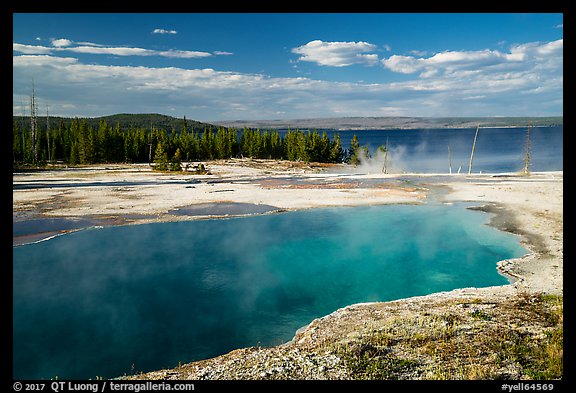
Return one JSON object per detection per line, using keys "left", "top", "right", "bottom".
{"left": 278, "top": 126, "right": 563, "bottom": 173}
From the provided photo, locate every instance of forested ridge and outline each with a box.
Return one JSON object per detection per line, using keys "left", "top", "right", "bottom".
{"left": 13, "top": 115, "right": 349, "bottom": 168}
{"left": 13, "top": 113, "right": 215, "bottom": 134}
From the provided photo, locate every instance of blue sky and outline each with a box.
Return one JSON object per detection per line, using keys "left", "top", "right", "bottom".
{"left": 13, "top": 13, "right": 563, "bottom": 121}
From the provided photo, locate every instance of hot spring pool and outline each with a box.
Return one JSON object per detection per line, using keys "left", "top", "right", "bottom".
{"left": 13, "top": 203, "right": 527, "bottom": 379}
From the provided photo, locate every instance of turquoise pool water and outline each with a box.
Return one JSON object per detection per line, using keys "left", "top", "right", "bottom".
{"left": 13, "top": 203, "right": 527, "bottom": 379}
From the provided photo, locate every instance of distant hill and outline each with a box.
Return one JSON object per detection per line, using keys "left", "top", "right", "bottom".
{"left": 13, "top": 113, "right": 220, "bottom": 132}
{"left": 212, "top": 116, "right": 563, "bottom": 130}
{"left": 14, "top": 114, "right": 563, "bottom": 132}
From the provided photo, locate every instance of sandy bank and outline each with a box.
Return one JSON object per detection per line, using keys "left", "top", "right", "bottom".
{"left": 13, "top": 161, "right": 425, "bottom": 218}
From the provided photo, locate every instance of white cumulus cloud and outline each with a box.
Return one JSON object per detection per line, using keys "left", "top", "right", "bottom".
{"left": 381, "top": 55, "right": 424, "bottom": 74}
{"left": 292, "top": 40, "right": 379, "bottom": 67}
{"left": 51, "top": 38, "right": 73, "bottom": 47}
{"left": 12, "top": 38, "right": 563, "bottom": 119}
{"left": 152, "top": 28, "right": 177, "bottom": 34}
{"left": 13, "top": 39, "right": 213, "bottom": 59}
{"left": 13, "top": 43, "right": 52, "bottom": 55}
{"left": 382, "top": 39, "right": 562, "bottom": 78}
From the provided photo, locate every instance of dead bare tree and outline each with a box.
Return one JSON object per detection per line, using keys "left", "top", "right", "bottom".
{"left": 20, "top": 96, "right": 26, "bottom": 162}
{"left": 381, "top": 137, "right": 389, "bottom": 174}
{"left": 30, "top": 79, "right": 38, "bottom": 165}
{"left": 468, "top": 124, "right": 480, "bottom": 175}
{"left": 46, "top": 105, "right": 51, "bottom": 163}
{"left": 523, "top": 122, "right": 532, "bottom": 175}
{"left": 448, "top": 145, "right": 452, "bottom": 174}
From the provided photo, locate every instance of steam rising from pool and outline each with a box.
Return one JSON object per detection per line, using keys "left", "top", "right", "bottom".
{"left": 13, "top": 203, "right": 527, "bottom": 379}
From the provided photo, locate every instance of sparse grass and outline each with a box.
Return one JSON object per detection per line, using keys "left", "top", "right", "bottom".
{"left": 335, "top": 342, "right": 419, "bottom": 380}
{"left": 332, "top": 294, "right": 562, "bottom": 380}
{"left": 469, "top": 309, "right": 492, "bottom": 321}
{"left": 490, "top": 324, "right": 563, "bottom": 379}
{"left": 492, "top": 294, "right": 563, "bottom": 379}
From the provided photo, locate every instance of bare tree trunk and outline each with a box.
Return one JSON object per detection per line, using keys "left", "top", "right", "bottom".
{"left": 382, "top": 137, "right": 389, "bottom": 174}
{"left": 523, "top": 122, "right": 532, "bottom": 175}
{"left": 468, "top": 124, "right": 480, "bottom": 175}
{"left": 20, "top": 97, "right": 26, "bottom": 162}
{"left": 30, "top": 79, "right": 38, "bottom": 165}
{"left": 46, "top": 105, "right": 51, "bottom": 163}
{"left": 448, "top": 145, "right": 452, "bottom": 174}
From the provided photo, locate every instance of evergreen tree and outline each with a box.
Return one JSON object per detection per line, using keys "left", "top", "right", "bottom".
{"left": 349, "top": 134, "right": 362, "bottom": 165}
{"left": 124, "top": 129, "right": 135, "bottom": 162}
{"left": 330, "top": 134, "right": 343, "bottom": 163}
{"left": 296, "top": 130, "right": 308, "bottom": 162}
{"left": 59, "top": 119, "right": 71, "bottom": 163}
{"left": 180, "top": 121, "right": 192, "bottom": 161}
{"left": 228, "top": 128, "right": 239, "bottom": 158}
{"left": 170, "top": 148, "right": 183, "bottom": 171}
{"left": 35, "top": 122, "right": 48, "bottom": 164}
{"left": 270, "top": 130, "right": 283, "bottom": 159}
{"left": 13, "top": 122, "right": 23, "bottom": 163}
{"left": 261, "top": 130, "right": 271, "bottom": 158}
{"left": 306, "top": 130, "right": 321, "bottom": 162}
{"left": 201, "top": 127, "right": 215, "bottom": 159}
{"left": 69, "top": 142, "right": 80, "bottom": 165}
{"left": 189, "top": 130, "right": 199, "bottom": 160}
{"left": 215, "top": 127, "right": 229, "bottom": 159}
{"left": 320, "top": 131, "right": 331, "bottom": 162}
{"left": 153, "top": 142, "right": 169, "bottom": 171}
{"left": 14, "top": 116, "right": 353, "bottom": 166}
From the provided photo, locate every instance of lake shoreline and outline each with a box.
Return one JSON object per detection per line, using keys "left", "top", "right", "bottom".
{"left": 13, "top": 161, "right": 563, "bottom": 379}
